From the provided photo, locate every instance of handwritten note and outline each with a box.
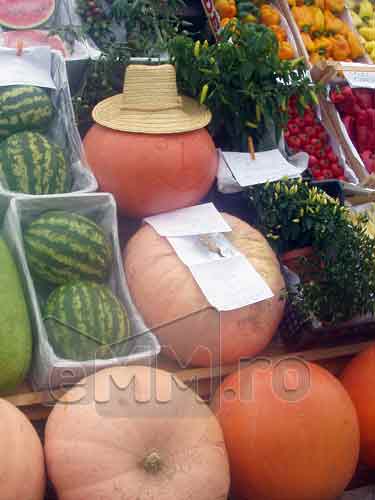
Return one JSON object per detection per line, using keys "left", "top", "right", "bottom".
{"left": 343, "top": 70, "right": 375, "bottom": 90}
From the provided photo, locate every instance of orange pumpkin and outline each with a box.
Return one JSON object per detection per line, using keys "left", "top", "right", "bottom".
{"left": 45, "top": 366, "right": 230, "bottom": 500}
{"left": 341, "top": 344, "right": 375, "bottom": 469}
{"left": 124, "top": 213, "right": 285, "bottom": 367}
{"left": 84, "top": 125, "right": 218, "bottom": 218}
{"left": 1, "top": 399, "right": 45, "bottom": 500}
{"left": 211, "top": 361, "right": 360, "bottom": 500}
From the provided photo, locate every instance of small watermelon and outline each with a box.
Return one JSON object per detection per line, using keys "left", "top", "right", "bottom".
{"left": 43, "top": 281, "right": 131, "bottom": 361}
{"left": 24, "top": 211, "right": 113, "bottom": 286}
{"left": 0, "top": 131, "right": 71, "bottom": 195}
{"left": 2, "top": 31, "right": 67, "bottom": 57}
{"left": 0, "top": 85, "right": 54, "bottom": 139}
{"left": 0, "top": 0, "right": 55, "bottom": 29}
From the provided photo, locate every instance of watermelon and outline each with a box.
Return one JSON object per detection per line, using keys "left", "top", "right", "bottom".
{"left": 24, "top": 211, "right": 113, "bottom": 286}
{"left": 0, "top": 0, "right": 55, "bottom": 29}
{"left": 2, "top": 30, "right": 66, "bottom": 57}
{"left": 0, "top": 85, "right": 54, "bottom": 139}
{"left": 0, "top": 237, "right": 32, "bottom": 393}
{"left": 43, "top": 281, "right": 131, "bottom": 361}
{"left": 0, "top": 131, "right": 71, "bottom": 195}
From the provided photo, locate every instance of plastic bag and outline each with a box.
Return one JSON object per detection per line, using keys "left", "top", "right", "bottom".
{"left": 3, "top": 193, "right": 160, "bottom": 390}
{"left": 0, "top": 47, "right": 97, "bottom": 197}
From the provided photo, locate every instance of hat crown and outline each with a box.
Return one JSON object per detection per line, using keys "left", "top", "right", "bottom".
{"left": 122, "top": 64, "right": 182, "bottom": 112}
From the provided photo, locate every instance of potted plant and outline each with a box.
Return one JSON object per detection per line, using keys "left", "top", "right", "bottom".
{"left": 169, "top": 22, "right": 321, "bottom": 152}
{"left": 248, "top": 178, "right": 375, "bottom": 345}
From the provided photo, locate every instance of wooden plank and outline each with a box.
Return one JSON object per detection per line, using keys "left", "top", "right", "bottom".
{"left": 5, "top": 340, "right": 373, "bottom": 419}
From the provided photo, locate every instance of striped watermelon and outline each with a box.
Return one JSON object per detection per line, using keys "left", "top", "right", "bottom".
{"left": 43, "top": 281, "right": 131, "bottom": 361}
{"left": 0, "top": 131, "right": 71, "bottom": 194}
{"left": 24, "top": 211, "right": 113, "bottom": 286}
{"left": 0, "top": 86, "right": 54, "bottom": 139}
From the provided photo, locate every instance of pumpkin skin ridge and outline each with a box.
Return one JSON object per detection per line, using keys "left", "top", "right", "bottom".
{"left": 124, "top": 214, "right": 285, "bottom": 367}
{"left": 45, "top": 366, "right": 230, "bottom": 500}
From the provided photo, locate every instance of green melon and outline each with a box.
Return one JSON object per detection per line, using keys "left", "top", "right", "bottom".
{"left": 0, "top": 131, "right": 71, "bottom": 194}
{"left": 0, "top": 85, "right": 54, "bottom": 139}
{"left": 0, "top": 237, "right": 32, "bottom": 393}
{"left": 43, "top": 281, "right": 131, "bottom": 361}
{"left": 24, "top": 211, "right": 113, "bottom": 286}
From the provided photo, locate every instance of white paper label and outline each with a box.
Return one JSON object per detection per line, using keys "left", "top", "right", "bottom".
{"left": 144, "top": 203, "right": 231, "bottom": 237}
{"left": 190, "top": 254, "right": 274, "bottom": 311}
{"left": 222, "top": 149, "right": 305, "bottom": 187}
{"left": 0, "top": 47, "right": 56, "bottom": 89}
{"left": 343, "top": 71, "right": 375, "bottom": 90}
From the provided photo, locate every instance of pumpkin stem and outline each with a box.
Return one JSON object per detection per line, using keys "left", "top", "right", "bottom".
{"left": 142, "top": 451, "right": 163, "bottom": 474}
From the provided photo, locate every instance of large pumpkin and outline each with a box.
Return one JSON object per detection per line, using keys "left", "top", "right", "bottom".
{"left": 341, "top": 344, "right": 375, "bottom": 469}
{"left": 211, "top": 361, "right": 360, "bottom": 500}
{"left": 45, "top": 366, "right": 230, "bottom": 500}
{"left": 1, "top": 398, "right": 45, "bottom": 500}
{"left": 83, "top": 125, "right": 218, "bottom": 217}
{"left": 124, "top": 213, "right": 285, "bottom": 367}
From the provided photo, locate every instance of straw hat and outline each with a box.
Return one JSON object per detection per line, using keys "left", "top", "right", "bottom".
{"left": 92, "top": 64, "right": 212, "bottom": 134}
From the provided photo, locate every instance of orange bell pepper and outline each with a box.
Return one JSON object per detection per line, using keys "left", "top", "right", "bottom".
{"left": 324, "top": 10, "right": 347, "bottom": 35}
{"left": 260, "top": 4, "right": 281, "bottom": 26}
{"left": 279, "top": 41, "right": 294, "bottom": 59}
{"left": 314, "top": 35, "right": 333, "bottom": 55}
{"left": 331, "top": 34, "right": 351, "bottom": 59}
{"left": 301, "top": 32, "right": 316, "bottom": 52}
{"left": 313, "top": 0, "right": 325, "bottom": 9}
{"left": 292, "top": 5, "right": 314, "bottom": 32}
{"left": 325, "top": 0, "right": 344, "bottom": 14}
{"left": 270, "top": 25, "right": 287, "bottom": 42}
{"left": 215, "top": 0, "right": 237, "bottom": 18}
{"left": 346, "top": 31, "right": 365, "bottom": 59}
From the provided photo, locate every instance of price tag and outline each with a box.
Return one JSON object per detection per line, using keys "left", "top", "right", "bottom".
{"left": 222, "top": 149, "right": 305, "bottom": 187}
{"left": 144, "top": 203, "right": 231, "bottom": 237}
{"left": 343, "top": 70, "right": 375, "bottom": 90}
{"left": 0, "top": 47, "right": 55, "bottom": 89}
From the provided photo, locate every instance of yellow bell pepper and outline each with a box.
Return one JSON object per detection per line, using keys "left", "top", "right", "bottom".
{"left": 313, "top": 0, "right": 325, "bottom": 9}
{"left": 301, "top": 32, "right": 316, "bottom": 52}
{"left": 359, "top": 0, "right": 374, "bottom": 22}
{"left": 270, "top": 25, "right": 287, "bottom": 42}
{"left": 311, "top": 7, "right": 325, "bottom": 36}
{"left": 359, "top": 26, "right": 375, "bottom": 41}
{"left": 310, "top": 51, "right": 325, "bottom": 64}
{"left": 347, "top": 30, "right": 365, "bottom": 59}
{"left": 324, "top": 9, "right": 347, "bottom": 34}
{"left": 292, "top": 5, "right": 314, "bottom": 32}
{"left": 260, "top": 4, "right": 281, "bottom": 26}
{"left": 288, "top": 0, "right": 297, "bottom": 7}
{"left": 314, "top": 35, "right": 333, "bottom": 55}
{"left": 279, "top": 41, "right": 295, "bottom": 59}
{"left": 325, "top": 0, "right": 345, "bottom": 14}
{"left": 332, "top": 33, "right": 351, "bottom": 59}
{"left": 350, "top": 11, "right": 363, "bottom": 28}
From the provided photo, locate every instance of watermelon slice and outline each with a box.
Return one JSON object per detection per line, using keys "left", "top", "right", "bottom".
{"left": 2, "top": 30, "right": 66, "bottom": 57}
{"left": 0, "top": 0, "right": 55, "bottom": 29}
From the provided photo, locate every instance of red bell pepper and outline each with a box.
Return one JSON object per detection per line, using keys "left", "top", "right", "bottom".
{"left": 355, "top": 110, "right": 370, "bottom": 153}
{"left": 342, "top": 115, "right": 355, "bottom": 143}
{"left": 353, "top": 89, "right": 374, "bottom": 110}
{"left": 367, "top": 108, "right": 375, "bottom": 152}
{"left": 361, "top": 151, "right": 375, "bottom": 174}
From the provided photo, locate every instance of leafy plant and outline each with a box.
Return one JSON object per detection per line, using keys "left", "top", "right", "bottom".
{"left": 248, "top": 178, "right": 375, "bottom": 325}
{"left": 73, "top": 42, "right": 131, "bottom": 127}
{"left": 76, "top": 0, "right": 185, "bottom": 55}
{"left": 247, "top": 178, "right": 347, "bottom": 254}
{"left": 169, "top": 22, "right": 322, "bottom": 151}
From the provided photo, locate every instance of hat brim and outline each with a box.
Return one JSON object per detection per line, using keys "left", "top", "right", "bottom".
{"left": 92, "top": 94, "right": 212, "bottom": 134}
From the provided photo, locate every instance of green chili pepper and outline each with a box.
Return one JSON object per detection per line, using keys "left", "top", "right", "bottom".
{"left": 256, "top": 104, "right": 261, "bottom": 122}
{"left": 245, "top": 121, "right": 258, "bottom": 128}
{"left": 309, "top": 89, "right": 319, "bottom": 106}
